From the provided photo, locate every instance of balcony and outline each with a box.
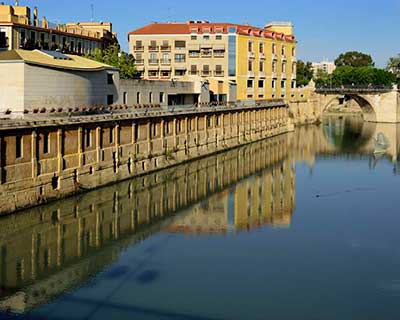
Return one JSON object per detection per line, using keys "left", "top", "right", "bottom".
{"left": 282, "top": 56, "right": 287, "bottom": 62}
{"left": 189, "top": 51, "right": 200, "bottom": 58}
{"left": 247, "top": 71, "right": 255, "bottom": 78}
{"left": 201, "top": 51, "right": 212, "bottom": 58}
{"left": 148, "top": 59, "right": 159, "bottom": 65}
{"left": 259, "top": 72, "right": 266, "bottom": 78}
{"left": 214, "top": 70, "right": 224, "bottom": 77}
{"left": 271, "top": 72, "right": 277, "bottom": 79}
{"left": 134, "top": 46, "right": 144, "bottom": 52}
{"left": 259, "top": 52, "right": 266, "bottom": 60}
{"left": 161, "top": 59, "right": 171, "bottom": 65}
{"left": 201, "top": 70, "right": 211, "bottom": 77}
{"left": 148, "top": 46, "right": 159, "bottom": 52}
{"left": 189, "top": 70, "right": 199, "bottom": 75}
{"left": 248, "top": 52, "right": 255, "bottom": 59}
{"left": 135, "top": 59, "right": 144, "bottom": 65}
{"left": 148, "top": 72, "right": 159, "bottom": 79}
{"left": 213, "top": 51, "right": 225, "bottom": 58}
{"left": 272, "top": 53, "right": 278, "bottom": 60}
{"left": 160, "top": 72, "right": 171, "bottom": 79}
{"left": 160, "top": 46, "right": 171, "bottom": 52}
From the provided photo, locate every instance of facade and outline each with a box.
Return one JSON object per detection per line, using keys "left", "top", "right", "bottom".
{"left": 117, "top": 79, "right": 213, "bottom": 107}
{"left": 0, "top": 49, "right": 119, "bottom": 115}
{"left": 0, "top": 4, "right": 118, "bottom": 55}
{"left": 312, "top": 60, "right": 336, "bottom": 75}
{"left": 128, "top": 21, "right": 297, "bottom": 101}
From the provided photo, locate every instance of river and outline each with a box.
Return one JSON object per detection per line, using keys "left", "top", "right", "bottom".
{"left": 1, "top": 115, "right": 400, "bottom": 320}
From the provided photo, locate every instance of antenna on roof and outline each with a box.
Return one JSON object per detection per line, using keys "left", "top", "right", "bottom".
{"left": 90, "top": 3, "right": 94, "bottom": 22}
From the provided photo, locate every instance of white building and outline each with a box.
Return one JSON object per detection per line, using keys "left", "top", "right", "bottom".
{"left": 0, "top": 49, "right": 119, "bottom": 116}
{"left": 312, "top": 60, "right": 336, "bottom": 76}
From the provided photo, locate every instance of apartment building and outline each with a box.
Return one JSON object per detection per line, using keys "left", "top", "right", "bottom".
{"left": 129, "top": 21, "right": 297, "bottom": 101}
{"left": 0, "top": 4, "right": 118, "bottom": 55}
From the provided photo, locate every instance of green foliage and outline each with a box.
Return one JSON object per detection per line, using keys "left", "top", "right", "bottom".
{"left": 86, "top": 44, "right": 138, "bottom": 79}
{"left": 387, "top": 55, "right": 400, "bottom": 84}
{"left": 296, "top": 60, "right": 314, "bottom": 87}
{"left": 334, "top": 51, "right": 374, "bottom": 67}
{"left": 314, "top": 69, "right": 331, "bottom": 86}
{"left": 317, "top": 66, "right": 396, "bottom": 87}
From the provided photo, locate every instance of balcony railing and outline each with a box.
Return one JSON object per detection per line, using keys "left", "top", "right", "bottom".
{"left": 148, "top": 73, "right": 159, "bottom": 79}
{"left": 160, "top": 73, "right": 171, "bottom": 79}
{"left": 248, "top": 52, "right": 255, "bottom": 59}
{"left": 189, "top": 71, "right": 199, "bottom": 75}
{"left": 161, "top": 59, "right": 171, "bottom": 65}
{"left": 201, "top": 70, "right": 211, "bottom": 76}
{"left": 189, "top": 51, "right": 200, "bottom": 58}
{"left": 148, "top": 46, "right": 159, "bottom": 52}
{"left": 134, "top": 46, "right": 144, "bottom": 52}
{"left": 259, "top": 52, "right": 266, "bottom": 60}
{"left": 214, "top": 71, "right": 224, "bottom": 77}
{"left": 272, "top": 54, "right": 278, "bottom": 60}
{"left": 213, "top": 51, "right": 225, "bottom": 58}
{"left": 135, "top": 59, "right": 144, "bottom": 65}
{"left": 148, "top": 59, "right": 159, "bottom": 65}
{"left": 259, "top": 72, "right": 266, "bottom": 78}
{"left": 201, "top": 51, "right": 212, "bottom": 58}
{"left": 175, "top": 59, "right": 186, "bottom": 63}
{"left": 160, "top": 46, "right": 171, "bottom": 52}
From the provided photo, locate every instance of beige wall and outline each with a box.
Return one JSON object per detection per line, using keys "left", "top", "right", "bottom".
{"left": 0, "top": 61, "right": 25, "bottom": 113}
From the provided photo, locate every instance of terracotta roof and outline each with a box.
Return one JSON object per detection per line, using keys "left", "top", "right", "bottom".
{"left": 0, "top": 49, "right": 117, "bottom": 71}
{"left": 129, "top": 22, "right": 296, "bottom": 42}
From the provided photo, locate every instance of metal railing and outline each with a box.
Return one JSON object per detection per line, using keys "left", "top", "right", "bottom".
{"left": 315, "top": 85, "right": 394, "bottom": 93}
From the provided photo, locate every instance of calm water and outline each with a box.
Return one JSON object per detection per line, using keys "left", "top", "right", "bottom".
{"left": 1, "top": 116, "right": 400, "bottom": 320}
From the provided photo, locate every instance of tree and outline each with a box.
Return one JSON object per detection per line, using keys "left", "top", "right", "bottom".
{"left": 387, "top": 54, "right": 400, "bottom": 78}
{"left": 296, "top": 60, "right": 314, "bottom": 87}
{"left": 86, "top": 44, "right": 138, "bottom": 79}
{"left": 334, "top": 51, "right": 374, "bottom": 67}
{"left": 314, "top": 69, "right": 331, "bottom": 87}
{"left": 316, "top": 66, "right": 395, "bottom": 87}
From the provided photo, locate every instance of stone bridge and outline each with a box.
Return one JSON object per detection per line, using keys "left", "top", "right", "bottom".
{"left": 315, "top": 86, "right": 400, "bottom": 123}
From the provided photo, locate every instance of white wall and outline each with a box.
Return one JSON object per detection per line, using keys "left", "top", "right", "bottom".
{"left": 0, "top": 61, "right": 25, "bottom": 113}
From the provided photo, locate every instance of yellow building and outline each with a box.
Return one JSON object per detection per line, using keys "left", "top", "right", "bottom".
{"left": 0, "top": 4, "right": 118, "bottom": 55}
{"left": 129, "top": 21, "right": 297, "bottom": 101}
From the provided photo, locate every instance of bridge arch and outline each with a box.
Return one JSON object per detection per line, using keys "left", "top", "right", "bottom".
{"left": 321, "top": 94, "right": 377, "bottom": 122}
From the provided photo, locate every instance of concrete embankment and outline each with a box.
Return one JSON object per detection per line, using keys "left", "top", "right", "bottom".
{"left": 0, "top": 102, "right": 291, "bottom": 215}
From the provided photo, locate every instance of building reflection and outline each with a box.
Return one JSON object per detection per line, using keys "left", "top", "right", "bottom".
{"left": 0, "top": 133, "right": 292, "bottom": 314}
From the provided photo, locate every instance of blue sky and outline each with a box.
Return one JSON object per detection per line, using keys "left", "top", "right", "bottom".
{"left": 14, "top": 0, "right": 400, "bottom": 67}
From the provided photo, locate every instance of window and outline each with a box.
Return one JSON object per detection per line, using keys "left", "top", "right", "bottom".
{"left": 272, "top": 61, "right": 277, "bottom": 73}
{"left": 190, "top": 65, "right": 197, "bottom": 75}
{"left": 215, "top": 64, "right": 223, "bottom": 76}
{"left": 248, "top": 41, "right": 253, "bottom": 52}
{"left": 291, "top": 80, "right": 296, "bottom": 89}
{"left": 135, "top": 40, "right": 142, "bottom": 48}
{"left": 107, "top": 94, "right": 114, "bottom": 105}
{"left": 203, "top": 34, "right": 210, "bottom": 40}
{"left": 149, "top": 92, "right": 153, "bottom": 103}
{"left": 259, "top": 43, "right": 264, "bottom": 53}
{"left": 136, "top": 92, "right": 141, "bottom": 103}
{"left": 150, "top": 40, "right": 157, "bottom": 49}
{"left": 281, "top": 80, "right": 286, "bottom": 89}
{"left": 281, "top": 45, "right": 286, "bottom": 55}
{"left": 292, "top": 62, "right": 297, "bottom": 73}
{"left": 0, "top": 28, "right": 7, "bottom": 48}
{"left": 258, "top": 80, "right": 264, "bottom": 88}
{"left": 107, "top": 73, "right": 113, "bottom": 85}
{"left": 292, "top": 47, "right": 296, "bottom": 56}
{"left": 162, "top": 53, "right": 170, "bottom": 64}
{"left": 149, "top": 53, "right": 158, "bottom": 63}
{"left": 228, "top": 26, "right": 236, "bottom": 33}
{"left": 30, "top": 31, "right": 36, "bottom": 43}
{"left": 259, "top": 61, "right": 264, "bottom": 72}
{"left": 228, "top": 34, "right": 236, "bottom": 76}
{"left": 16, "top": 136, "right": 22, "bottom": 159}
{"left": 247, "top": 80, "right": 253, "bottom": 88}
{"left": 160, "top": 92, "right": 165, "bottom": 103}
{"left": 85, "top": 129, "right": 91, "bottom": 148}
{"left": 272, "top": 43, "right": 276, "bottom": 54}
{"left": 175, "top": 69, "right": 186, "bottom": 76}
{"left": 216, "top": 34, "right": 222, "bottom": 40}
{"left": 202, "top": 65, "right": 210, "bottom": 76}
{"left": 272, "top": 80, "right": 276, "bottom": 89}
{"left": 248, "top": 60, "right": 253, "bottom": 72}
{"left": 191, "top": 35, "right": 197, "bottom": 40}
{"left": 282, "top": 62, "right": 286, "bottom": 73}
{"left": 43, "top": 133, "right": 50, "bottom": 154}
{"left": 123, "top": 92, "right": 128, "bottom": 105}
{"left": 51, "top": 35, "right": 56, "bottom": 43}
{"left": 175, "top": 40, "right": 186, "bottom": 49}
{"left": 175, "top": 54, "right": 186, "bottom": 63}
{"left": 109, "top": 127, "right": 114, "bottom": 144}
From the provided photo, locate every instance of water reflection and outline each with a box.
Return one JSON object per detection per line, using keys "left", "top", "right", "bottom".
{"left": 2, "top": 116, "right": 400, "bottom": 318}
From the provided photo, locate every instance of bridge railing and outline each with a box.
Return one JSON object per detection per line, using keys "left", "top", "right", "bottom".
{"left": 315, "top": 85, "right": 394, "bottom": 93}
